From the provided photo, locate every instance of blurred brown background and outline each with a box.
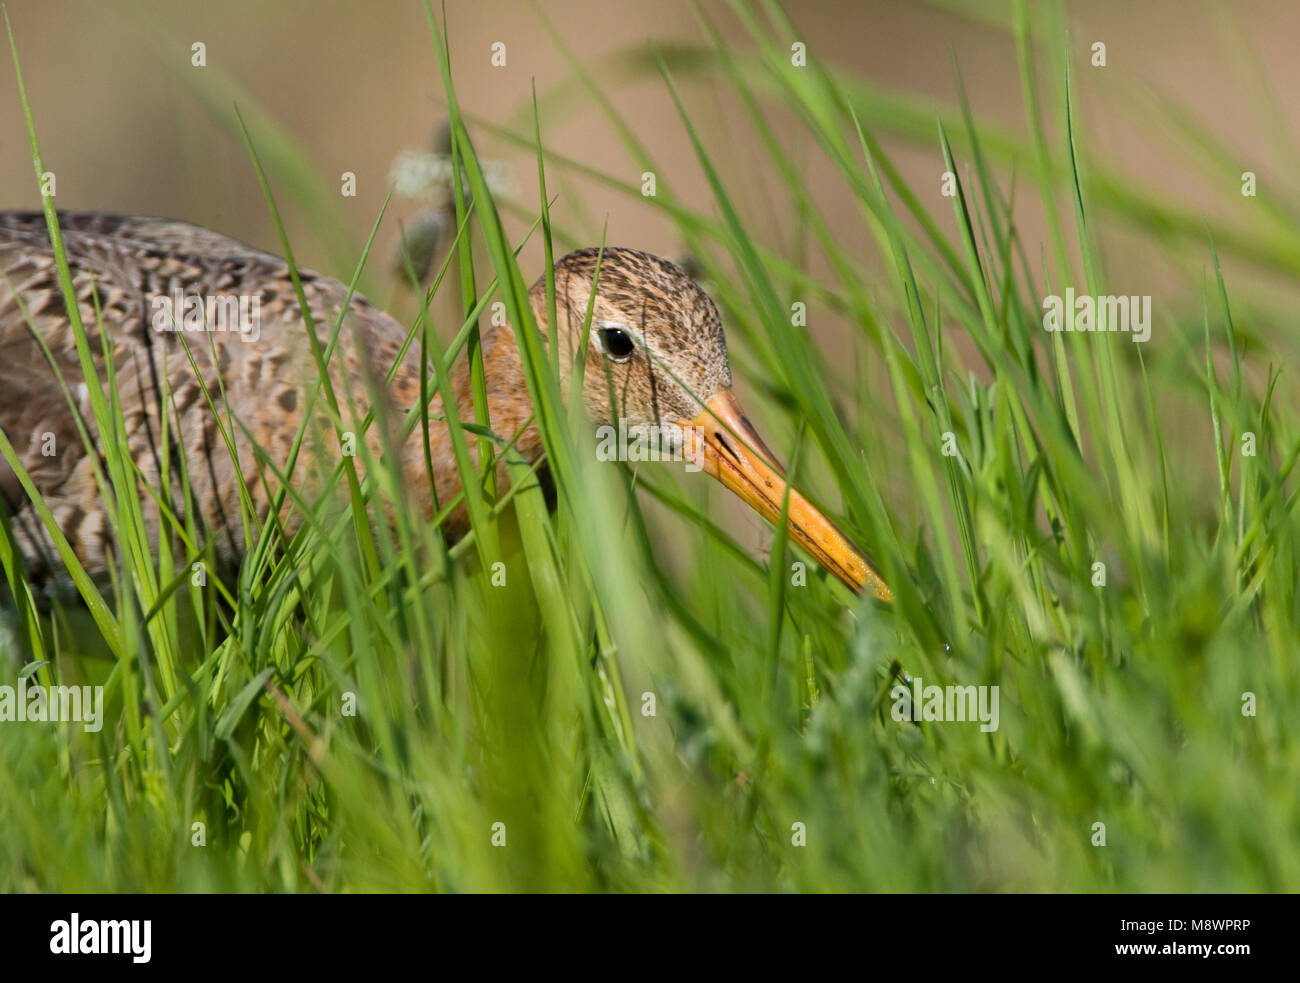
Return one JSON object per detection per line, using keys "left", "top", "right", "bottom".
{"left": 2, "top": 0, "right": 1294, "bottom": 292}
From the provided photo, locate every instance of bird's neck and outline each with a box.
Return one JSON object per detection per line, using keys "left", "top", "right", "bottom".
{"left": 454, "top": 323, "right": 541, "bottom": 454}
{"left": 399, "top": 322, "right": 544, "bottom": 528}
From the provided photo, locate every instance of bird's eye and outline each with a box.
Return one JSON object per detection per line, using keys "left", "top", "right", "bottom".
{"left": 599, "top": 327, "right": 636, "bottom": 361}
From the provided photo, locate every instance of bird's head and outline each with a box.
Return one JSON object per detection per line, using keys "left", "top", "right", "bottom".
{"left": 530, "top": 247, "right": 892, "bottom": 602}
{"left": 534, "top": 246, "right": 730, "bottom": 433}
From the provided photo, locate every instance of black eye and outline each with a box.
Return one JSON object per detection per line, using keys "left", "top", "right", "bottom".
{"left": 599, "top": 326, "right": 636, "bottom": 361}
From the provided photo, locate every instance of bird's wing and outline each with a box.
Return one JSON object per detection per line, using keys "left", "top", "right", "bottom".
{"left": 0, "top": 210, "right": 418, "bottom": 584}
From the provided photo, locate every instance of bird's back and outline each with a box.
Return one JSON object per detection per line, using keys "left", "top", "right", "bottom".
{"left": 0, "top": 210, "right": 429, "bottom": 590}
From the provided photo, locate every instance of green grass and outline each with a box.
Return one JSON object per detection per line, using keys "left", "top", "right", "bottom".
{"left": 2, "top": 0, "right": 1298, "bottom": 892}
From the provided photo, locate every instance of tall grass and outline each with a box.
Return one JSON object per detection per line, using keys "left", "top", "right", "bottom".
{"left": 1, "top": 0, "right": 1297, "bottom": 892}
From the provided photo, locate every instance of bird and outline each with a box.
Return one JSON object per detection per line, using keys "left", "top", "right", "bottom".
{"left": 0, "top": 210, "right": 891, "bottom": 603}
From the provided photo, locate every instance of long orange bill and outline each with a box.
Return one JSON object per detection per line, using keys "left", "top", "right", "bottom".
{"left": 681, "top": 388, "right": 892, "bottom": 601}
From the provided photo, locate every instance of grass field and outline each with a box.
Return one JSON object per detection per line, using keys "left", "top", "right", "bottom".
{"left": 2, "top": 0, "right": 1298, "bottom": 892}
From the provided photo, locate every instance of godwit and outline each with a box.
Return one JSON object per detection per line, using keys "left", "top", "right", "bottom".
{"left": 0, "top": 211, "right": 891, "bottom": 601}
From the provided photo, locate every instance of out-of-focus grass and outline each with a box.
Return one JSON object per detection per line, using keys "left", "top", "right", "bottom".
{"left": 1, "top": 0, "right": 1298, "bottom": 892}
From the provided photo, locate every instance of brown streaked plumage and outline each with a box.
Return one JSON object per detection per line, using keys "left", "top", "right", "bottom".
{"left": 0, "top": 211, "right": 890, "bottom": 601}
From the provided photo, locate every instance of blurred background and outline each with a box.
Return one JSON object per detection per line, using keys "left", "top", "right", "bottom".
{"left": 3, "top": 0, "right": 1294, "bottom": 292}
